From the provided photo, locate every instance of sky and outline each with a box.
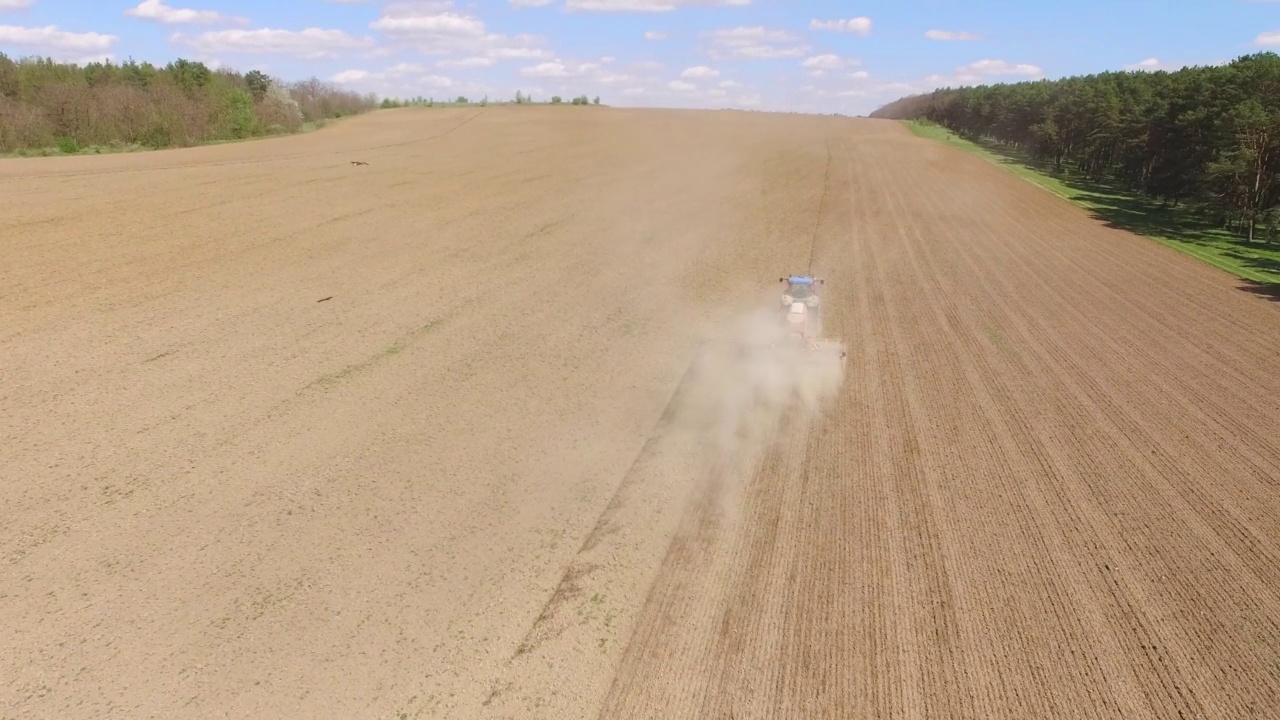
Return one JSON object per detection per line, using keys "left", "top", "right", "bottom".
{"left": 1, "top": 0, "right": 1279, "bottom": 115}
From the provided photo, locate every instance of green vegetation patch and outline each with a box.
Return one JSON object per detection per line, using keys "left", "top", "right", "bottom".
{"left": 310, "top": 319, "right": 442, "bottom": 390}
{"left": 904, "top": 119, "right": 1280, "bottom": 288}
{"left": 0, "top": 53, "right": 380, "bottom": 156}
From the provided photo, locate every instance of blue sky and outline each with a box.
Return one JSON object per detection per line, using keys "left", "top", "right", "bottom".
{"left": 1, "top": 0, "right": 1278, "bottom": 114}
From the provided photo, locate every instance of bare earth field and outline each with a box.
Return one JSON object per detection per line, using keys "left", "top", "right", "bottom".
{"left": 3, "top": 106, "right": 1279, "bottom": 720}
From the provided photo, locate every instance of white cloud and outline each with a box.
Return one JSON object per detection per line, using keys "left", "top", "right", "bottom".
{"left": 124, "top": 0, "right": 247, "bottom": 25}
{"left": 703, "top": 26, "right": 807, "bottom": 59}
{"left": 1256, "top": 30, "right": 1280, "bottom": 46}
{"left": 171, "top": 27, "right": 375, "bottom": 59}
{"left": 437, "top": 55, "right": 497, "bottom": 68}
{"left": 488, "top": 47, "right": 548, "bottom": 58}
{"left": 0, "top": 24, "right": 117, "bottom": 55}
{"left": 521, "top": 60, "right": 571, "bottom": 77}
{"left": 522, "top": 57, "right": 744, "bottom": 105}
{"left": 328, "top": 61, "right": 482, "bottom": 100}
{"left": 378, "top": 0, "right": 455, "bottom": 10}
{"left": 330, "top": 69, "right": 375, "bottom": 83}
{"left": 518, "top": 58, "right": 630, "bottom": 86}
{"left": 1123, "top": 57, "right": 1178, "bottom": 72}
{"left": 371, "top": 1, "right": 551, "bottom": 60}
{"left": 608, "top": 70, "right": 763, "bottom": 110}
{"left": 644, "top": 30, "right": 666, "bottom": 40}
{"left": 810, "top": 17, "right": 871, "bottom": 35}
{"left": 331, "top": 62, "right": 452, "bottom": 88}
{"left": 794, "top": 71, "right": 928, "bottom": 112}
{"left": 880, "top": 57, "right": 1043, "bottom": 100}
{"left": 785, "top": 58, "right": 1044, "bottom": 116}
{"left": 372, "top": 10, "right": 484, "bottom": 37}
{"left": 925, "top": 29, "right": 980, "bottom": 41}
{"left": 680, "top": 64, "right": 719, "bottom": 78}
{"left": 801, "top": 53, "right": 846, "bottom": 70}
{"left": 955, "top": 58, "right": 1043, "bottom": 79}
{"left": 0, "top": 0, "right": 35, "bottom": 9}
{"left": 565, "top": 0, "right": 750, "bottom": 11}
{"left": 509, "top": 0, "right": 554, "bottom": 6}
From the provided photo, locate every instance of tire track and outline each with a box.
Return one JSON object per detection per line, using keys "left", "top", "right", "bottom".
{"left": 690, "top": 139, "right": 848, "bottom": 718}
{"left": 933, "top": 151, "right": 1280, "bottom": 448}
{"left": 10, "top": 110, "right": 1277, "bottom": 720}
{"left": 845, "top": 157, "right": 963, "bottom": 719}
{"left": 594, "top": 127, "right": 847, "bottom": 720}
{"left": 498, "top": 345, "right": 707, "bottom": 665}
{"left": 893, "top": 134, "right": 1280, "bottom": 717}
{"left": 872, "top": 141, "right": 1161, "bottom": 719}
{"left": 592, "top": 117, "right": 1279, "bottom": 720}
{"left": 931, "top": 162, "right": 1249, "bottom": 717}
{"left": 922, "top": 143, "right": 1270, "bottom": 341}
{"left": 945, "top": 162, "right": 1280, "bottom": 591}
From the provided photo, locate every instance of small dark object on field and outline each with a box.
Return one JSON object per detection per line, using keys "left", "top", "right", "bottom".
{"left": 350, "top": 160, "right": 369, "bottom": 166}
{"left": 317, "top": 296, "right": 333, "bottom": 303}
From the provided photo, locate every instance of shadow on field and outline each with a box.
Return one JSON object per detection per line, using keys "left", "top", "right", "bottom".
{"left": 1226, "top": 250, "right": 1280, "bottom": 276}
{"left": 1237, "top": 280, "right": 1280, "bottom": 302}
{"left": 971, "top": 137, "right": 1280, "bottom": 296}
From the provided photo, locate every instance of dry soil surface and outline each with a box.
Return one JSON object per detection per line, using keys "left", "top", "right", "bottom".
{"left": 3, "top": 106, "right": 1279, "bottom": 720}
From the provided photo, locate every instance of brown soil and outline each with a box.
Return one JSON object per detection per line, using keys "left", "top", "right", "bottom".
{"left": 3, "top": 106, "right": 1278, "bottom": 720}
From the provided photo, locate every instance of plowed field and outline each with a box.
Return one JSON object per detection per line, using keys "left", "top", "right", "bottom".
{"left": 3, "top": 106, "right": 1279, "bottom": 720}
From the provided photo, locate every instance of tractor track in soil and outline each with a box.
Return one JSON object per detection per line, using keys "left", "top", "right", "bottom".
{"left": 2, "top": 107, "right": 1278, "bottom": 720}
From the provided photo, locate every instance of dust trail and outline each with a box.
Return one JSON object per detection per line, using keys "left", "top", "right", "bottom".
{"left": 674, "top": 301, "right": 847, "bottom": 530}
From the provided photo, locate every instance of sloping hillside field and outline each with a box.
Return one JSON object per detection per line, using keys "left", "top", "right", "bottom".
{"left": 3, "top": 107, "right": 1279, "bottom": 719}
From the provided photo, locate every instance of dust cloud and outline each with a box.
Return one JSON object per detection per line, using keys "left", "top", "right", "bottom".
{"left": 672, "top": 302, "right": 847, "bottom": 527}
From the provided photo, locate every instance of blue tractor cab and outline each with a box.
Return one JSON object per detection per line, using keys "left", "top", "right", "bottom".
{"left": 780, "top": 275, "right": 822, "bottom": 299}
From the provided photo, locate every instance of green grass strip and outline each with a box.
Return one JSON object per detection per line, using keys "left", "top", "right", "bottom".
{"left": 902, "top": 120, "right": 1280, "bottom": 287}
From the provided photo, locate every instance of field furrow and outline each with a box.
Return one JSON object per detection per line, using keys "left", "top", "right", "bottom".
{"left": 2, "top": 108, "right": 1277, "bottom": 720}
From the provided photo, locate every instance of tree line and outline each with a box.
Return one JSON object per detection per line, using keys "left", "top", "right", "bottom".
{"left": 872, "top": 52, "right": 1280, "bottom": 243}
{"left": 0, "top": 54, "right": 379, "bottom": 153}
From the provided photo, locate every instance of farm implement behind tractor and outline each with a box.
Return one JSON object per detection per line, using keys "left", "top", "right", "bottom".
{"left": 779, "top": 275, "right": 847, "bottom": 362}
